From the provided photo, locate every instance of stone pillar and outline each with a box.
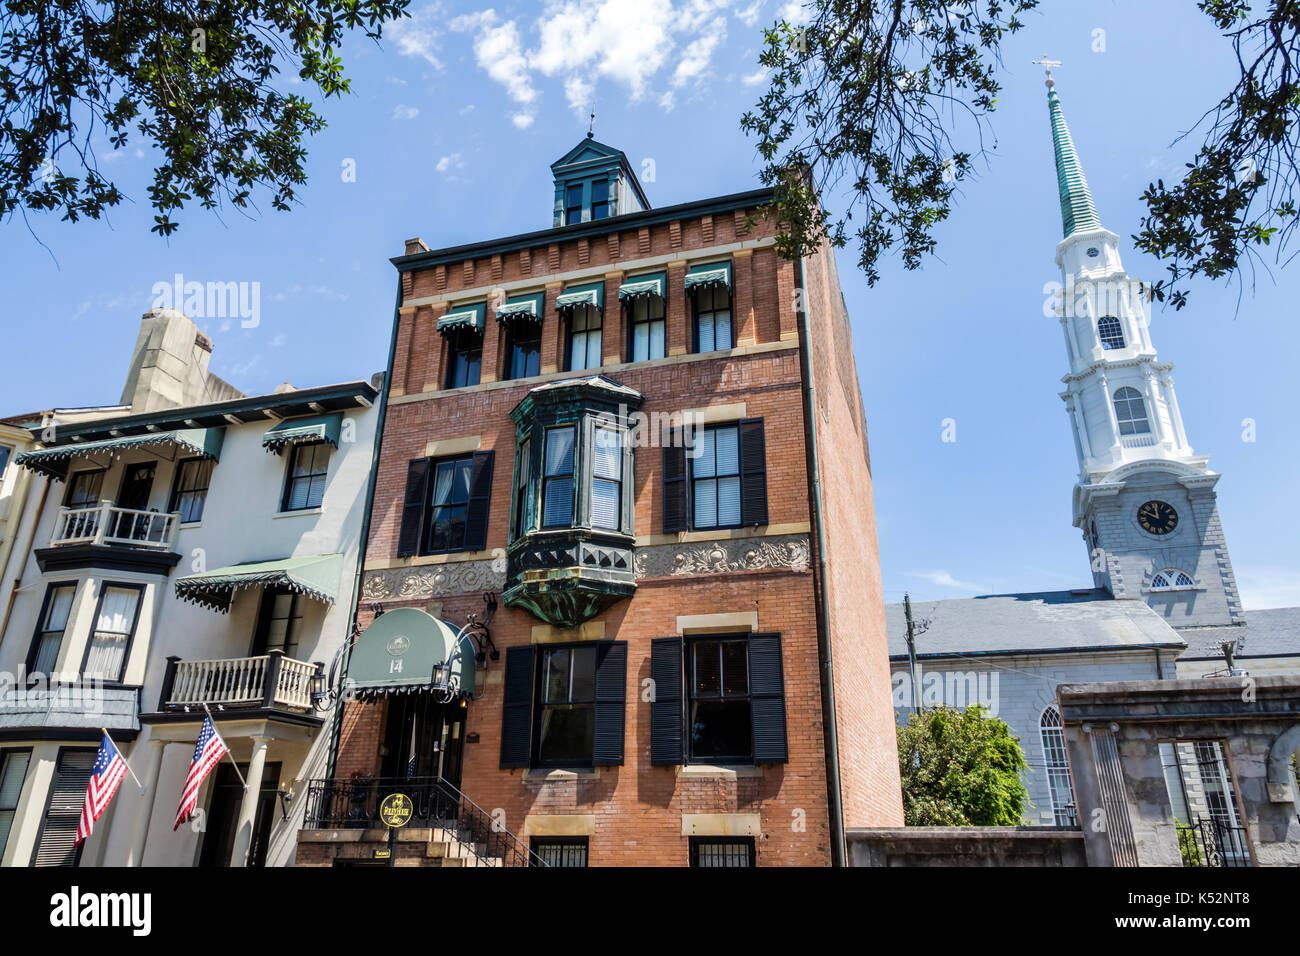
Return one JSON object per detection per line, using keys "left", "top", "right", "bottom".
{"left": 126, "top": 739, "right": 168, "bottom": 867}
{"left": 230, "top": 736, "right": 271, "bottom": 867}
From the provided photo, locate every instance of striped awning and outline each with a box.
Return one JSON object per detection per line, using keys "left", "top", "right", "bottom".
{"left": 618, "top": 272, "right": 666, "bottom": 301}
{"left": 555, "top": 282, "right": 604, "bottom": 314}
{"left": 684, "top": 261, "right": 732, "bottom": 292}
{"left": 496, "top": 292, "right": 545, "bottom": 325}
{"left": 14, "top": 428, "right": 225, "bottom": 480}
{"left": 174, "top": 553, "right": 344, "bottom": 613}
{"left": 437, "top": 302, "right": 487, "bottom": 336}
{"left": 262, "top": 413, "right": 343, "bottom": 455}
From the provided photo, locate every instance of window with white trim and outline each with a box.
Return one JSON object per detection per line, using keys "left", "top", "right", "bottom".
{"left": 1039, "top": 705, "right": 1077, "bottom": 827}
{"left": 1113, "top": 386, "right": 1150, "bottom": 435}
{"left": 1151, "top": 569, "right": 1195, "bottom": 589}
{"left": 1098, "top": 316, "right": 1125, "bottom": 350}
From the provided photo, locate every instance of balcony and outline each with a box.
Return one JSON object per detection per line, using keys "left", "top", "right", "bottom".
{"left": 35, "top": 502, "right": 183, "bottom": 575}
{"left": 0, "top": 684, "right": 140, "bottom": 742}
{"left": 155, "top": 650, "right": 321, "bottom": 713}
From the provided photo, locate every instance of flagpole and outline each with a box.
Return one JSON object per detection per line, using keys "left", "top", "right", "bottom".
{"left": 102, "top": 727, "right": 145, "bottom": 791}
{"left": 200, "top": 702, "right": 247, "bottom": 790}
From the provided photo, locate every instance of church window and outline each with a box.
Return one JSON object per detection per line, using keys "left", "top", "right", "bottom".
{"left": 1113, "top": 387, "right": 1150, "bottom": 435}
{"left": 1040, "top": 706, "right": 1077, "bottom": 827}
{"left": 1098, "top": 316, "right": 1125, "bottom": 350}
{"left": 1152, "top": 569, "right": 1195, "bottom": 590}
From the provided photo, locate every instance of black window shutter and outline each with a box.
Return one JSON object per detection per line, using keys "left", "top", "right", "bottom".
{"left": 662, "top": 430, "right": 689, "bottom": 533}
{"left": 465, "top": 451, "right": 495, "bottom": 550}
{"left": 748, "top": 633, "right": 788, "bottom": 763}
{"left": 396, "top": 457, "right": 431, "bottom": 558}
{"left": 739, "top": 418, "right": 768, "bottom": 526}
{"left": 500, "top": 645, "right": 535, "bottom": 769}
{"left": 592, "top": 640, "right": 628, "bottom": 766}
{"left": 650, "top": 636, "right": 684, "bottom": 766}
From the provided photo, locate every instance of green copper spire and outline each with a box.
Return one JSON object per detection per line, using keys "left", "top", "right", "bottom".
{"left": 1047, "top": 82, "right": 1101, "bottom": 238}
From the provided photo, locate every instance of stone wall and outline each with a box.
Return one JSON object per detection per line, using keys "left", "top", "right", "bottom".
{"left": 847, "top": 827, "right": 1087, "bottom": 867}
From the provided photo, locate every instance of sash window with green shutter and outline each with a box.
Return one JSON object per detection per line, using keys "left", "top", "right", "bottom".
{"left": 664, "top": 420, "right": 767, "bottom": 532}
{"left": 32, "top": 749, "right": 96, "bottom": 867}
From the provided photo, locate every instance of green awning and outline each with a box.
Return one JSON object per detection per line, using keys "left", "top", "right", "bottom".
{"left": 262, "top": 413, "right": 343, "bottom": 455}
{"left": 618, "top": 272, "right": 666, "bottom": 301}
{"left": 684, "top": 261, "right": 732, "bottom": 293}
{"left": 496, "top": 292, "right": 545, "bottom": 325}
{"left": 437, "top": 302, "right": 486, "bottom": 336}
{"left": 174, "top": 553, "right": 343, "bottom": 613}
{"left": 343, "top": 607, "right": 476, "bottom": 699}
{"left": 555, "top": 282, "right": 604, "bottom": 314}
{"left": 14, "top": 428, "right": 225, "bottom": 481}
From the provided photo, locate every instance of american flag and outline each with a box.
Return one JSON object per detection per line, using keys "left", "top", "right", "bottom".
{"left": 76, "top": 732, "right": 128, "bottom": 844}
{"left": 173, "top": 715, "right": 228, "bottom": 830}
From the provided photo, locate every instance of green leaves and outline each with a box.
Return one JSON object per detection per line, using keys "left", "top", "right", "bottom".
{"left": 897, "top": 704, "right": 1030, "bottom": 826}
{"left": 742, "top": 0, "right": 1035, "bottom": 283}
{"left": 1, "top": 0, "right": 410, "bottom": 236}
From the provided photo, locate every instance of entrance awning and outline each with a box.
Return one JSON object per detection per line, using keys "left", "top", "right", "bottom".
{"left": 344, "top": 608, "right": 476, "bottom": 699}
{"left": 15, "top": 428, "right": 225, "bottom": 480}
{"left": 262, "top": 413, "right": 343, "bottom": 455}
{"left": 555, "top": 282, "right": 604, "bottom": 314}
{"left": 174, "top": 553, "right": 343, "bottom": 613}
{"left": 684, "top": 261, "right": 732, "bottom": 293}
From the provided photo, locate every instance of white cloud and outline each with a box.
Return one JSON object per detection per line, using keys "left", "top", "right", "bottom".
{"left": 908, "top": 570, "right": 989, "bottom": 594}
{"left": 565, "top": 75, "right": 595, "bottom": 113}
{"left": 511, "top": 112, "right": 536, "bottom": 129}
{"left": 453, "top": 10, "right": 539, "bottom": 125}
{"left": 734, "top": 0, "right": 762, "bottom": 26}
{"left": 779, "top": 1, "right": 808, "bottom": 25}
{"left": 742, "top": 67, "right": 768, "bottom": 86}
{"left": 386, "top": 75, "right": 409, "bottom": 86}
{"left": 388, "top": 4, "right": 445, "bottom": 68}
{"left": 436, "top": 152, "right": 464, "bottom": 173}
{"left": 270, "top": 333, "right": 288, "bottom": 348}
{"left": 658, "top": 90, "right": 676, "bottom": 112}
{"left": 391, "top": 104, "right": 420, "bottom": 120}
{"left": 672, "top": 22, "right": 726, "bottom": 87}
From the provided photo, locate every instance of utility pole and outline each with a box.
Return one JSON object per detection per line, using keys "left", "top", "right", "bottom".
{"left": 904, "top": 592, "right": 921, "bottom": 712}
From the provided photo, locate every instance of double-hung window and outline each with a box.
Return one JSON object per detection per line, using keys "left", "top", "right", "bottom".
{"left": 505, "top": 322, "right": 541, "bottom": 380}
{"left": 395, "top": 452, "right": 495, "bottom": 558}
{"left": 445, "top": 328, "right": 483, "bottom": 389}
{"left": 693, "top": 284, "right": 732, "bottom": 353}
{"left": 567, "top": 305, "right": 602, "bottom": 371}
{"left": 534, "top": 645, "right": 597, "bottom": 768}
{"left": 590, "top": 181, "right": 610, "bottom": 221}
{"left": 1113, "top": 386, "right": 1150, "bottom": 436}
{"left": 590, "top": 427, "right": 623, "bottom": 531}
{"left": 629, "top": 295, "right": 665, "bottom": 362}
{"left": 692, "top": 424, "right": 742, "bottom": 529}
{"left": 65, "top": 469, "right": 104, "bottom": 508}
{"left": 0, "top": 749, "right": 31, "bottom": 859}
{"left": 28, "top": 584, "right": 76, "bottom": 677}
{"left": 83, "top": 584, "right": 142, "bottom": 683}
{"left": 282, "top": 442, "right": 330, "bottom": 511}
{"left": 169, "top": 458, "right": 214, "bottom": 523}
{"left": 565, "top": 183, "right": 583, "bottom": 225}
{"left": 253, "top": 587, "right": 304, "bottom": 659}
{"left": 541, "top": 426, "right": 576, "bottom": 528}
{"left": 689, "top": 638, "right": 752, "bottom": 762}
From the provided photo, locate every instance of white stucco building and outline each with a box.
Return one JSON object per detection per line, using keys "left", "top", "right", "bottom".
{"left": 0, "top": 309, "right": 379, "bottom": 867}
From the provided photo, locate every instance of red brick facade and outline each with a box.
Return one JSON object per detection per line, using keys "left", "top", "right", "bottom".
{"left": 314, "top": 184, "right": 901, "bottom": 867}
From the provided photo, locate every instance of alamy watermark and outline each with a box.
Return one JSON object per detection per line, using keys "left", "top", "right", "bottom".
{"left": 150, "top": 273, "right": 260, "bottom": 328}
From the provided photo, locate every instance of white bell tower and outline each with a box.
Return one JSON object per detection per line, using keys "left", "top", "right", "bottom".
{"left": 1042, "top": 65, "right": 1245, "bottom": 631}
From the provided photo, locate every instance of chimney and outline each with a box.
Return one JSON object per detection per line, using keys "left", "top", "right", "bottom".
{"left": 119, "top": 309, "right": 244, "bottom": 412}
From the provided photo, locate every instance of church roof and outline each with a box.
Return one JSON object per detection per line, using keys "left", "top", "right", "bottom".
{"left": 1047, "top": 85, "right": 1102, "bottom": 238}
{"left": 884, "top": 589, "right": 1184, "bottom": 661}
{"left": 1176, "top": 607, "right": 1300, "bottom": 661}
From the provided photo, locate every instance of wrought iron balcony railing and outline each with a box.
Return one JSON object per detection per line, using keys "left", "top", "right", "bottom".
{"left": 301, "top": 775, "right": 546, "bottom": 867}
{"left": 1177, "top": 818, "right": 1252, "bottom": 867}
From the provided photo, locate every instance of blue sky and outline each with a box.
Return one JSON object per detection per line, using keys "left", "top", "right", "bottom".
{"left": 2, "top": 1, "right": 1297, "bottom": 610}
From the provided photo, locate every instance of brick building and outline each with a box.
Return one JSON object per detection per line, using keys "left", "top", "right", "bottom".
{"left": 297, "top": 138, "right": 902, "bottom": 867}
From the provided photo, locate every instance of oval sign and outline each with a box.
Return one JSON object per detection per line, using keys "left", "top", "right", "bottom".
{"left": 379, "top": 792, "right": 414, "bottom": 828}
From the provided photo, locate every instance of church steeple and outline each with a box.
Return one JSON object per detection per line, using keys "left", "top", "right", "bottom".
{"left": 1040, "top": 70, "right": 1245, "bottom": 630}
{"left": 1047, "top": 82, "right": 1102, "bottom": 237}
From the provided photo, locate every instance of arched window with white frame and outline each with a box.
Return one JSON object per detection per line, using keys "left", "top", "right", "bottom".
{"left": 1098, "top": 316, "right": 1126, "bottom": 350}
{"left": 1113, "top": 386, "right": 1150, "bottom": 435}
{"left": 1040, "top": 705, "right": 1078, "bottom": 827}
{"left": 1151, "top": 569, "right": 1195, "bottom": 590}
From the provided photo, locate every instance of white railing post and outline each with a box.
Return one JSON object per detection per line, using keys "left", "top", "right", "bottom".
{"left": 93, "top": 500, "right": 112, "bottom": 545}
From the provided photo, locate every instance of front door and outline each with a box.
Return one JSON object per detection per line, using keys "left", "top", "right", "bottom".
{"left": 380, "top": 695, "right": 465, "bottom": 790}
{"left": 199, "top": 762, "right": 281, "bottom": 868}
{"left": 114, "top": 462, "right": 156, "bottom": 540}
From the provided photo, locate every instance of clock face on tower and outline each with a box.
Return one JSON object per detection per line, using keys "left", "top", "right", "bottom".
{"left": 1137, "top": 500, "right": 1179, "bottom": 535}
